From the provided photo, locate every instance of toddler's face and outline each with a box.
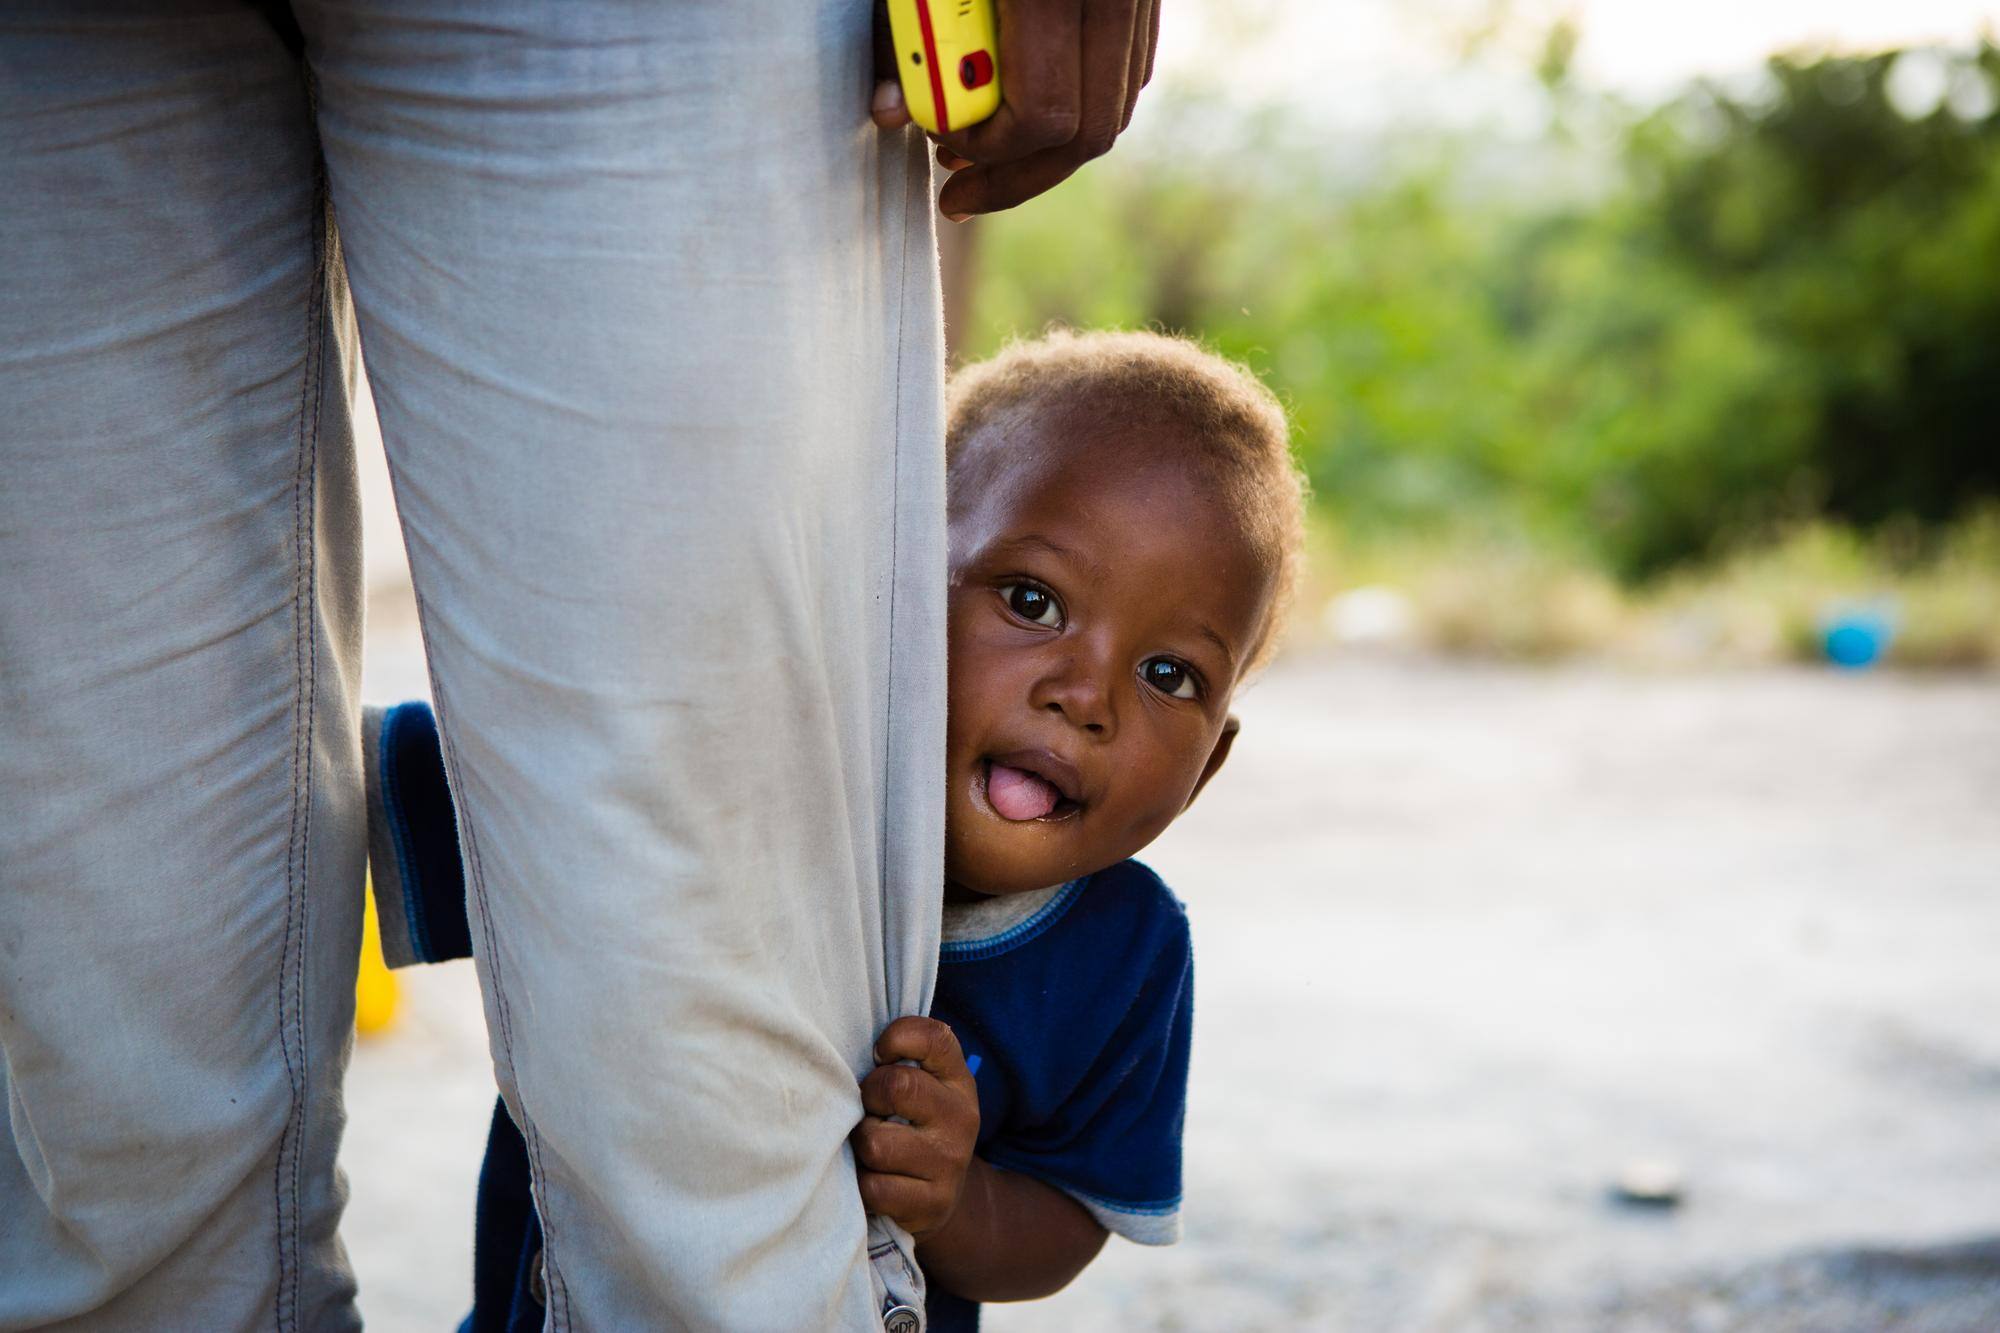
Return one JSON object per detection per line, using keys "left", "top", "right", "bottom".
{"left": 944, "top": 417, "right": 1275, "bottom": 898}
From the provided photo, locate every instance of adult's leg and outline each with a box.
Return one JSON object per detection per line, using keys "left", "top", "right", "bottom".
{"left": 301, "top": 1, "right": 946, "bottom": 1327}
{"left": 0, "top": 6, "right": 365, "bottom": 1329}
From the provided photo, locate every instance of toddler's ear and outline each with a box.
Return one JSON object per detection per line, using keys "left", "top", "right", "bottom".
{"left": 1184, "top": 714, "right": 1240, "bottom": 812}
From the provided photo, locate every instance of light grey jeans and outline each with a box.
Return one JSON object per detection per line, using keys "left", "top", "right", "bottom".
{"left": 0, "top": 2, "right": 945, "bottom": 1328}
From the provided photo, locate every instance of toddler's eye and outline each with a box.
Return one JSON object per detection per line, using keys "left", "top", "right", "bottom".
{"left": 1000, "top": 583, "right": 1064, "bottom": 628}
{"left": 1142, "top": 657, "right": 1200, "bottom": 700}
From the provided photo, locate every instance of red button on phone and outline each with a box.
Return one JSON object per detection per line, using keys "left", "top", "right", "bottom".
{"left": 959, "top": 49, "right": 993, "bottom": 90}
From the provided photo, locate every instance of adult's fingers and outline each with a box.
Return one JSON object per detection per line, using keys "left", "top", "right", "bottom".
{"left": 1071, "top": 0, "right": 1139, "bottom": 155}
{"left": 936, "top": 0, "right": 1082, "bottom": 164}
{"left": 936, "top": 149, "right": 1084, "bottom": 219}
{"left": 938, "top": 0, "right": 1142, "bottom": 216}
{"left": 872, "top": 80, "right": 911, "bottom": 130}
{"left": 1141, "top": 0, "right": 1161, "bottom": 88}
{"left": 1121, "top": 0, "right": 1153, "bottom": 130}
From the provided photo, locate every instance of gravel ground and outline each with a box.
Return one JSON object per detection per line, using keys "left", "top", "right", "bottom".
{"left": 343, "top": 623, "right": 2000, "bottom": 1331}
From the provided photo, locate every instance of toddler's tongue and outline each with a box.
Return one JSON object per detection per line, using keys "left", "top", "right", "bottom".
{"left": 987, "top": 762, "right": 1059, "bottom": 821}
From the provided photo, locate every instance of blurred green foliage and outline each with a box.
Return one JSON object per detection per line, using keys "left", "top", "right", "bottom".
{"left": 962, "top": 43, "right": 2000, "bottom": 582}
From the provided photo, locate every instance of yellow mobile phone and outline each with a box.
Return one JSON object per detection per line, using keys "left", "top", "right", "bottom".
{"left": 885, "top": 0, "right": 1001, "bottom": 135}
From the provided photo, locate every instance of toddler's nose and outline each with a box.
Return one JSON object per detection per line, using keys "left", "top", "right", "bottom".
{"left": 1032, "top": 655, "right": 1114, "bottom": 737}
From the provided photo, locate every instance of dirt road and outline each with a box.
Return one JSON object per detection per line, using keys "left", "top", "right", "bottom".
{"left": 343, "top": 648, "right": 2000, "bottom": 1330}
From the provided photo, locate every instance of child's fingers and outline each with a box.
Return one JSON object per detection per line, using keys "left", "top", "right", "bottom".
{"left": 860, "top": 1060, "right": 952, "bottom": 1125}
{"left": 857, "top": 1167, "right": 934, "bottom": 1225}
{"left": 874, "top": 1015, "right": 970, "bottom": 1083}
{"left": 851, "top": 1116, "right": 935, "bottom": 1178}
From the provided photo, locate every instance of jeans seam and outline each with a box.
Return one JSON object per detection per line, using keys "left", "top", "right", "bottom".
{"left": 275, "top": 151, "right": 329, "bottom": 1333}
{"left": 297, "top": 183, "right": 334, "bottom": 1333}
{"left": 878, "top": 128, "right": 913, "bottom": 979}
{"left": 409, "top": 606, "right": 573, "bottom": 1330}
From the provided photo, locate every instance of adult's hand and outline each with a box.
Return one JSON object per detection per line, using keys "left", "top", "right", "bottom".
{"left": 872, "top": 0, "right": 1160, "bottom": 220}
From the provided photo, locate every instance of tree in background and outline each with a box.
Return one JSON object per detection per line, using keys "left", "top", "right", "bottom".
{"left": 1527, "top": 41, "right": 2000, "bottom": 575}
{"left": 963, "top": 39, "right": 2000, "bottom": 582}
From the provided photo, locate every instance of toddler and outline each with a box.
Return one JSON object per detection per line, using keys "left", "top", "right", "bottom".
{"left": 363, "top": 329, "right": 1305, "bottom": 1330}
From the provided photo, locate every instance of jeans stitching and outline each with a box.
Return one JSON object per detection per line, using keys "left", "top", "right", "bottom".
{"left": 275, "top": 314, "right": 303, "bottom": 1333}
{"left": 274, "top": 152, "right": 328, "bottom": 1333}
{"left": 293, "top": 188, "right": 330, "bottom": 1330}
{"left": 867, "top": 131, "right": 930, "bottom": 1329}
{"left": 407, "top": 598, "right": 572, "bottom": 1329}
{"left": 868, "top": 150, "right": 918, "bottom": 1280}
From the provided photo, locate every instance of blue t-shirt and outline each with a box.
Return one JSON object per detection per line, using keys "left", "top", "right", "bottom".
{"left": 366, "top": 701, "right": 1193, "bottom": 1332}
{"left": 927, "top": 865, "right": 1192, "bottom": 1331}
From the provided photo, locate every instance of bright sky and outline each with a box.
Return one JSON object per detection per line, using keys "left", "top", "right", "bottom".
{"left": 1562, "top": 0, "right": 1996, "bottom": 89}
{"left": 1153, "top": 0, "right": 1999, "bottom": 129}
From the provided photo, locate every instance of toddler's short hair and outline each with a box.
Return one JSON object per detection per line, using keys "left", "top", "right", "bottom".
{"left": 946, "top": 328, "right": 1306, "bottom": 674}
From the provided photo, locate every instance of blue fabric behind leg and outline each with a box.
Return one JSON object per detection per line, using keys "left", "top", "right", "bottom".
{"left": 379, "top": 702, "right": 474, "bottom": 965}
{"left": 466, "top": 1097, "right": 545, "bottom": 1333}
{"left": 376, "top": 706, "right": 537, "bottom": 1327}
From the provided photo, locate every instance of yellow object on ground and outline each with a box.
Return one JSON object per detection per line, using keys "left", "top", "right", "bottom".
{"left": 356, "top": 874, "right": 400, "bottom": 1035}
